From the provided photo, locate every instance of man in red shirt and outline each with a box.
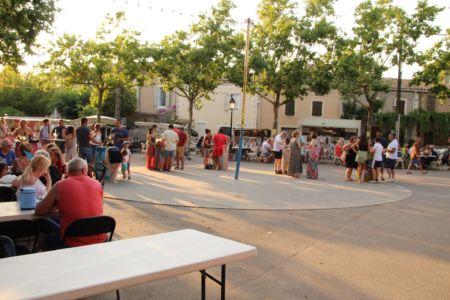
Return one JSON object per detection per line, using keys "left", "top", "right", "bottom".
{"left": 175, "top": 127, "right": 188, "bottom": 170}
{"left": 212, "top": 128, "right": 229, "bottom": 170}
{"left": 36, "top": 158, "right": 105, "bottom": 250}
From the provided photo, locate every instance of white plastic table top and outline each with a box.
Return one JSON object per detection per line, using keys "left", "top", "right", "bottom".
{"left": 0, "top": 229, "right": 257, "bottom": 300}
{"left": 0, "top": 201, "right": 35, "bottom": 221}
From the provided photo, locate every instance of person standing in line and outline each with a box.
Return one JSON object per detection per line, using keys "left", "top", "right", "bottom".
{"left": 273, "top": 131, "right": 287, "bottom": 174}
{"left": 212, "top": 128, "right": 228, "bottom": 170}
{"left": 355, "top": 134, "right": 368, "bottom": 183}
{"left": 111, "top": 119, "right": 129, "bottom": 150}
{"left": 406, "top": 139, "right": 427, "bottom": 175}
{"left": 90, "top": 123, "right": 103, "bottom": 164}
{"left": 146, "top": 126, "right": 158, "bottom": 170}
{"left": 344, "top": 136, "right": 358, "bottom": 181}
{"left": 64, "top": 126, "right": 77, "bottom": 162}
{"left": 203, "top": 129, "right": 213, "bottom": 169}
{"left": 287, "top": 130, "right": 303, "bottom": 178}
{"left": 76, "top": 117, "right": 93, "bottom": 164}
{"left": 175, "top": 127, "right": 187, "bottom": 170}
{"left": 375, "top": 131, "right": 388, "bottom": 181}
{"left": 370, "top": 137, "right": 384, "bottom": 183}
{"left": 39, "top": 119, "right": 52, "bottom": 148}
{"left": 51, "top": 119, "right": 67, "bottom": 153}
{"left": 385, "top": 133, "right": 399, "bottom": 182}
{"left": 306, "top": 131, "right": 320, "bottom": 179}
{"left": 161, "top": 124, "right": 179, "bottom": 172}
{"left": 282, "top": 138, "right": 291, "bottom": 174}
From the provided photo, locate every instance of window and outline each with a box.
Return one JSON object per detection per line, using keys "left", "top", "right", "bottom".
{"left": 156, "top": 87, "right": 168, "bottom": 107}
{"left": 285, "top": 100, "right": 295, "bottom": 116}
{"left": 399, "top": 99, "right": 406, "bottom": 115}
{"left": 312, "top": 101, "right": 323, "bottom": 117}
{"left": 427, "top": 95, "right": 436, "bottom": 112}
{"left": 224, "top": 94, "right": 240, "bottom": 111}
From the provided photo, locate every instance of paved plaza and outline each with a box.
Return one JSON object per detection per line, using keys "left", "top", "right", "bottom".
{"left": 95, "top": 154, "right": 450, "bottom": 299}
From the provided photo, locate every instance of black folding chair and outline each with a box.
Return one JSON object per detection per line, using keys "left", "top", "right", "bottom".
{"left": 62, "top": 216, "right": 119, "bottom": 299}
{"left": 0, "top": 186, "right": 16, "bottom": 202}
{"left": 88, "top": 162, "right": 107, "bottom": 188}
{"left": 0, "top": 235, "right": 16, "bottom": 258}
{"left": 0, "top": 219, "right": 39, "bottom": 255}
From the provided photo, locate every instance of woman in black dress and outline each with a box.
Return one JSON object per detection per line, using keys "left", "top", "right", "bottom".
{"left": 344, "top": 136, "right": 358, "bottom": 181}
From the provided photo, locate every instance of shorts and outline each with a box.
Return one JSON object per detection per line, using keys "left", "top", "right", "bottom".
{"left": 355, "top": 151, "right": 368, "bottom": 163}
{"left": 175, "top": 146, "right": 184, "bottom": 159}
{"left": 108, "top": 151, "right": 122, "bottom": 164}
{"left": 386, "top": 158, "right": 396, "bottom": 169}
{"left": 273, "top": 150, "right": 282, "bottom": 159}
{"left": 121, "top": 163, "right": 128, "bottom": 172}
{"left": 164, "top": 150, "right": 175, "bottom": 159}
{"left": 372, "top": 160, "right": 382, "bottom": 168}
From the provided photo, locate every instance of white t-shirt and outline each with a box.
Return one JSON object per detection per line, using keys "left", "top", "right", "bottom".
{"left": 162, "top": 129, "right": 179, "bottom": 151}
{"left": 373, "top": 142, "right": 383, "bottom": 161}
{"left": 261, "top": 141, "right": 272, "bottom": 155}
{"left": 386, "top": 139, "right": 399, "bottom": 159}
{"left": 122, "top": 149, "right": 131, "bottom": 164}
{"left": 273, "top": 134, "right": 285, "bottom": 152}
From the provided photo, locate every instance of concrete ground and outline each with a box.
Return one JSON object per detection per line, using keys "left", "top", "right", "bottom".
{"left": 92, "top": 154, "right": 450, "bottom": 300}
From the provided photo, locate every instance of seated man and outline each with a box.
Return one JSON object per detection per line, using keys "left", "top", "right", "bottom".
{"left": 35, "top": 158, "right": 106, "bottom": 250}
{"left": 260, "top": 138, "right": 274, "bottom": 163}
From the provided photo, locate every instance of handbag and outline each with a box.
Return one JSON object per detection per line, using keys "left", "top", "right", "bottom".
{"left": 340, "top": 150, "right": 347, "bottom": 162}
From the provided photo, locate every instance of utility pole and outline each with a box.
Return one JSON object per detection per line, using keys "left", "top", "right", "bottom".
{"left": 395, "top": 48, "right": 402, "bottom": 139}
{"left": 235, "top": 18, "right": 252, "bottom": 180}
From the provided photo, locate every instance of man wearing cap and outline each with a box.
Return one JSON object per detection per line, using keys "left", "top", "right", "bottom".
{"left": 0, "top": 139, "right": 15, "bottom": 166}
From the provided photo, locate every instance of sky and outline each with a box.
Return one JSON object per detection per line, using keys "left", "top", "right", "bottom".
{"left": 22, "top": 0, "right": 449, "bottom": 79}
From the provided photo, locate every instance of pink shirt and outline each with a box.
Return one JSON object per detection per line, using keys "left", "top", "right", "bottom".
{"left": 57, "top": 175, "right": 105, "bottom": 247}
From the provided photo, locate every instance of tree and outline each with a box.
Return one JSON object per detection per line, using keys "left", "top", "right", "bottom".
{"left": 412, "top": 28, "right": 450, "bottom": 101}
{"left": 332, "top": 0, "right": 391, "bottom": 136}
{"left": 244, "top": 0, "right": 337, "bottom": 131}
{"left": 0, "top": 0, "right": 57, "bottom": 68}
{"left": 101, "top": 86, "right": 137, "bottom": 118}
{"left": 378, "top": 0, "right": 443, "bottom": 135}
{"left": 151, "top": 0, "right": 239, "bottom": 140}
{"left": 42, "top": 12, "right": 149, "bottom": 122}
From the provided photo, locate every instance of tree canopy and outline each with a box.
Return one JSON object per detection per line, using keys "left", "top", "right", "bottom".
{"left": 412, "top": 28, "right": 450, "bottom": 101}
{"left": 150, "top": 0, "right": 240, "bottom": 138}
{"left": 244, "top": 0, "right": 337, "bottom": 131}
{"left": 41, "top": 12, "right": 149, "bottom": 122}
{"left": 0, "top": 0, "right": 57, "bottom": 68}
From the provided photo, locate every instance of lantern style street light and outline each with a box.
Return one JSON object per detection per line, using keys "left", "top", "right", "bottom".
{"left": 229, "top": 96, "right": 236, "bottom": 138}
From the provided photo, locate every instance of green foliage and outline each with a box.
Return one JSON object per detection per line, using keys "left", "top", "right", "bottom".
{"left": 412, "top": 28, "right": 450, "bottom": 101}
{"left": 101, "top": 87, "right": 137, "bottom": 118}
{"left": 0, "top": 106, "right": 24, "bottom": 117}
{"left": 151, "top": 0, "right": 239, "bottom": 137}
{"left": 0, "top": 0, "right": 57, "bottom": 68}
{"left": 42, "top": 12, "right": 150, "bottom": 122}
{"left": 244, "top": 0, "right": 337, "bottom": 130}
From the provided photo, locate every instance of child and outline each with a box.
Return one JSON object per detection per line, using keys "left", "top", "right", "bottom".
{"left": 121, "top": 141, "right": 131, "bottom": 180}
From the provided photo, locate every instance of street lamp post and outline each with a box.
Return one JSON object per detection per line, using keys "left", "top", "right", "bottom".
{"left": 229, "top": 96, "right": 236, "bottom": 139}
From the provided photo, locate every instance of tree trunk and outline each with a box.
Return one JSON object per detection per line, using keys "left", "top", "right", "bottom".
{"left": 187, "top": 99, "right": 194, "bottom": 147}
{"left": 272, "top": 92, "right": 281, "bottom": 133}
{"left": 114, "top": 86, "right": 121, "bottom": 119}
{"left": 367, "top": 105, "right": 373, "bottom": 138}
{"left": 97, "top": 88, "right": 104, "bottom": 123}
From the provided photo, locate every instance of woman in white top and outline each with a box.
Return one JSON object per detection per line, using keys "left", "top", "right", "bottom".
{"left": 273, "top": 131, "right": 287, "bottom": 174}
{"left": 64, "top": 126, "right": 77, "bottom": 162}
{"left": 12, "top": 154, "right": 51, "bottom": 200}
{"left": 90, "top": 123, "right": 103, "bottom": 163}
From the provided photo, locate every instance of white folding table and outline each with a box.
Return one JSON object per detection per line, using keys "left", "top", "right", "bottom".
{"left": 0, "top": 201, "right": 35, "bottom": 222}
{"left": 0, "top": 229, "right": 257, "bottom": 300}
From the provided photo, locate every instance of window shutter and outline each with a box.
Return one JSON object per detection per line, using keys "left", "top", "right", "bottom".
{"left": 285, "top": 101, "right": 295, "bottom": 116}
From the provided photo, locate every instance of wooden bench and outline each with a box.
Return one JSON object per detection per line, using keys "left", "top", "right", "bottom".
{"left": 0, "top": 229, "right": 257, "bottom": 300}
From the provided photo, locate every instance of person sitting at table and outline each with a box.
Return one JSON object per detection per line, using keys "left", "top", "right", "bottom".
{"left": 260, "top": 138, "right": 274, "bottom": 163}
{"left": 35, "top": 158, "right": 106, "bottom": 250}
{"left": 12, "top": 154, "right": 52, "bottom": 200}
{"left": 49, "top": 147, "right": 67, "bottom": 184}
{"left": 11, "top": 142, "right": 33, "bottom": 175}
{"left": 0, "top": 138, "right": 16, "bottom": 166}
